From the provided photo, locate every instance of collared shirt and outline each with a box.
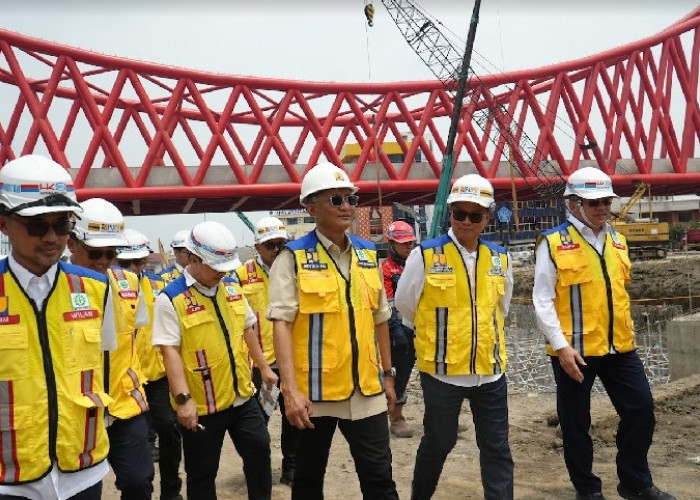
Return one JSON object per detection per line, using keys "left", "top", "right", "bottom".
{"left": 0, "top": 256, "right": 113, "bottom": 500}
{"left": 266, "top": 229, "right": 391, "bottom": 419}
{"left": 395, "top": 229, "right": 513, "bottom": 388}
{"left": 256, "top": 255, "right": 271, "bottom": 275}
{"left": 533, "top": 215, "right": 610, "bottom": 352}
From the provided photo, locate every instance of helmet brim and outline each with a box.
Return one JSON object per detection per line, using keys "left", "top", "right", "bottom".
{"left": 256, "top": 230, "right": 289, "bottom": 244}
{"left": 81, "top": 235, "right": 129, "bottom": 248}
{"left": 117, "top": 248, "right": 151, "bottom": 260}
{"left": 208, "top": 255, "right": 242, "bottom": 273}
{"left": 14, "top": 205, "right": 83, "bottom": 217}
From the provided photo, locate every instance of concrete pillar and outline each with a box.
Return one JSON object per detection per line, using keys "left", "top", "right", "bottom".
{"left": 666, "top": 312, "right": 700, "bottom": 380}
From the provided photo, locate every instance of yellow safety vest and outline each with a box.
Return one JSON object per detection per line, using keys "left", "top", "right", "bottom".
{"left": 106, "top": 268, "right": 149, "bottom": 419}
{"left": 415, "top": 235, "right": 508, "bottom": 376}
{"left": 0, "top": 261, "right": 111, "bottom": 483}
{"left": 164, "top": 276, "right": 254, "bottom": 415}
{"left": 287, "top": 231, "right": 385, "bottom": 402}
{"left": 235, "top": 259, "right": 275, "bottom": 366}
{"left": 159, "top": 265, "right": 181, "bottom": 285}
{"left": 135, "top": 272, "right": 167, "bottom": 382}
{"left": 541, "top": 223, "right": 635, "bottom": 356}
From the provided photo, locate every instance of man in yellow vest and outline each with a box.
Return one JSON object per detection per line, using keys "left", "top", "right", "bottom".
{"left": 395, "top": 174, "right": 514, "bottom": 500}
{"left": 153, "top": 221, "right": 277, "bottom": 500}
{"left": 68, "top": 199, "right": 154, "bottom": 500}
{"left": 267, "top": 162, "right": 398, "bottom": 499}
{"left": 234, "top": 216, "right": 300, "bottom": 486}
{"left": 117, "top": 229, "right": 183, "bottom": 500}
{"left": 0, "top": 155, "right": 115, "bottom": 500}
{"left": 532, "top": 167, "right": 674, "bottom": 500}
{"left": 159, "top": 230, "right": 190, "bottom": 284}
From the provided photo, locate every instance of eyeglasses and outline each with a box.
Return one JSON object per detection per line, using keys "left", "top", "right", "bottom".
{"left": 451, "top": 210, "right": 485, "bottom": 223}
{"left": 261, "top": 240, "right": 285, "bottom": 251}
{"left": 327, "top": 194, "right": 359, "bottom": 207}
{"left": 78, "top": 240, "right": 118, "bottom": 261}
{"left": 584, "top": 197, "right": 613, "bottom": 207}
{"left": 10, "top": 215, "right": 75, "bottom": 237}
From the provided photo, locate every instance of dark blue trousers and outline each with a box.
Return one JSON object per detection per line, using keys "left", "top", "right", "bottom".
{"left": 292, "top": 412, "right": 398, "bottom": 500}
{"left": 107, "top": 413, "right": 155, "bottom": 500}
{"left": 180, "top": 398, "right": 271, "bottom": 500}
{"left": 144, "top": 376, "right": 183, "bottom": 500}
{"left": 411, "top": 373, "right": 513, "bottom": 500}
{"left": 551, "top": 350, "right": 655, "bottom": 495}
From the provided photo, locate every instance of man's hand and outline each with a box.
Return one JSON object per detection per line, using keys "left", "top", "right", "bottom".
{"left": 176, "top": 399, "right": 199, "bottom": 431}
{"left": 384, "top": 376, "right": 397, "bottom": 414}
{"left": 282, "top": 387, "right": 314, "bottom": 430}
{"left": 556, "top": 345, "right": 586, "bottom": 383}
{"left": 260, "top": 366, "right": 279, "bottom": 390}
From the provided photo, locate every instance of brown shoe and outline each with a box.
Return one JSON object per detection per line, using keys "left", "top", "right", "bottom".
{"left": 390, "top": 417, "right": 413, "bottom": 438}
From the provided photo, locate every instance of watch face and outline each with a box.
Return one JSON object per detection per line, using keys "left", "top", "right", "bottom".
{"left": 175, "top": 393, "right": 191, "bottom": 405}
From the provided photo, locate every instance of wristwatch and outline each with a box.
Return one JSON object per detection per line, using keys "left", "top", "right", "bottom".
{"left": 383, "top": 367, "right": 397, "bottom": 378}
{"left": 174, "top": 392, "right": 192, "bottom": 405}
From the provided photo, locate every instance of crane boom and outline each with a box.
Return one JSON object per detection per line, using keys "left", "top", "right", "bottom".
{"left": 235, "top": 212, "right": 256, "bottom": 235}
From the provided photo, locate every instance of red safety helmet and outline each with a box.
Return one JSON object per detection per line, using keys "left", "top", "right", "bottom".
{"left": 386, "top": 221, "right": 416, "bottom": 244}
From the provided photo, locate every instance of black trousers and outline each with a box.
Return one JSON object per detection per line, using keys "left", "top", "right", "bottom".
{"left": 551, "top": 351, "right": 655, "bottom": 495}
{"left": 107, "top": 413, "right": 155, "bottom": 500}
{"left": 292, "top": 412, "right": 398, "bottom": 500}
{"left": 144, "top": 376, "right": 183, "bottom": 499}
{"left": 180, "top": 398, "right": 271, "bottom": 500}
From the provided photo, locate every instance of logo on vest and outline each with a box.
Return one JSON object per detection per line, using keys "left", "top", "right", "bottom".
{"left": 488, "top": 255, "right": 507, "bottom": 276}
{"left": 63, "top": 309, "right": 99, "bottom": 321}
{"left": 609, "top": 231, "right": 627, "bottom": 250}
{"left": 0, "top": 297, "right": 20, "bottom": 324}
{"left": 355, "top": 249, "right": 377, "bottom": 268}
{"left": 428, "top": 253, "right": 453, "bottom": 273}
{"left": 185, "top": 295, "right": 205, "bottom": 314}
{"left": 118, "top": 290, "right": 138, "bottom": 300}
{"left": 557, "top": 231, "right": 580, "bottom": 251}
{"left": 117, "top": 279, "right": 130, "bottom": 290}
{"left": 70, "top": 292, "right": 91, "bottom": 311}
{"left": 301, "top": 249, "right": 328, "bottom": 270}
{"left": 225, "top": 285, "right": 243, "bottom": 302}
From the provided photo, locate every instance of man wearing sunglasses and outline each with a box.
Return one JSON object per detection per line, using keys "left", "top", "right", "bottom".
{"left": 0, "top": 155, "right": 116, "bottom": 500}
{"left": 234, "top": 216, "right": 300, "bottom": 487}
{"left": 395, "top": 173, "right": 514, "bottom": 500}
{"left": 68, "top": 198, "right": 155, "bottom": 500}
{"left": 267, "top": 162, "right": 398, "bottom": 499}
{"left": 532, "top": 167, "right": 675, "bottom": 500}
{"left": 160, "top": 230, "right": 191, "bottom": 284}
{"left": 117, "top": 229, "right": 184, "bottom": 500}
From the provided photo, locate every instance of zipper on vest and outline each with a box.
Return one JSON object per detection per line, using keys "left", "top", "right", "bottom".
{"left": 35, "top": 305, "right": 59, "bottom": 462}
{"left": 346, "top": 279, "right": 360, "bottom": 389}
{"left": 598, "top": 254, "right": 616, "bottom": 352}
{"left": 211, "top": 297, "right": 240, "bottom": 397}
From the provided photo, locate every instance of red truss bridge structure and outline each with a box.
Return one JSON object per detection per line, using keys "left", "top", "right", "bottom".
{"left": 0, "top": 7, "right": 699, "bottom": 215}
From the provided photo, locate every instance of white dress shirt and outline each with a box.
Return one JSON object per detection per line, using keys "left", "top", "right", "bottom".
{"left": 532, "top": 215, "right": 609, "bottom": 352}
{"left": 0, "top": 256, "right": 116, "bottom": 500}
{"left": 395, "top": 229, "right": 513, "bottom": 388}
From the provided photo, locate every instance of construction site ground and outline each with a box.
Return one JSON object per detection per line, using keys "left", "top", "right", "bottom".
{"left": 104, "top": 254, "right": 700, "bottom": 500}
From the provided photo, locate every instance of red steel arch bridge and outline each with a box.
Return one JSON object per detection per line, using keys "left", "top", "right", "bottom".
{"left": 0, "top": 7, "right": 699, "bottom": 215}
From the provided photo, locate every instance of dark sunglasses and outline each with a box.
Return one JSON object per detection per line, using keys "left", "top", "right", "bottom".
{"left": 451, "top": 210, "right": 485, "bottom": 223}
{"left": 328, "top": 194, "right": 359, "bottom": 207}
{"left": 79, "top": 240, "right": 118, "bottom": 261}
{"left": 262, "top": 240, "right": 285, "bottom": 251}
{"left": 11, "top": 215, "right": 75, "bottom": 237}
{"left": 583, "top": 197, "right": 613, "bottom": 207}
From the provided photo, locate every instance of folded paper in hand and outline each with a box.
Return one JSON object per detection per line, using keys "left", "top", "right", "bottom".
{"left": 258, "top": 384, "right": 280, "bottom": 417}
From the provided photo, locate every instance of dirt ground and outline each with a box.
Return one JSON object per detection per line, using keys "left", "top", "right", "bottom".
{"left": 102, "top": 254, "right": 700, "bottom": 499}
{"left": 103, "top": 374, "right": 700, "bottom": 500}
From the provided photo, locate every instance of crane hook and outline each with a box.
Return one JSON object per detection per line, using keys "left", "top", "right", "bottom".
{"left": 364, "top": 2, "right": 375, "bottom": 27}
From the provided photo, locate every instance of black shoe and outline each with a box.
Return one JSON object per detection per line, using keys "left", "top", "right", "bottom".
{"left": 617, "top": 484, "right": 675, "bottom": 500}
{"left": 149, "top": 443, "right": 159, "bottom": 463}
{"left": 280, "top": 470, "right": 294, "bottom": 486}
{"left": 575, "top": 492, "right": 605, "bottom": 500}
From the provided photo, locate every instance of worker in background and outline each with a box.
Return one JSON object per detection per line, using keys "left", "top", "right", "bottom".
{"left": 159, "top": 229, "right": 190, "bottom": 283}
{"left": 267, "top": 162, "right": 399, "bottom": 500}
{"left": 117, "top": 229, "right": 183, "bottom": 500}
{"left": 532, "top": 167, "right": 675, "bottom": 500}
{"left": 234, "top": 216, "right": 300, "bottom": 487}
{"left": 0, "top": 155, "right": 115, "bottom": 500}
{"left": 68, "top": 198, "right": 154, "bottom": 500}
{"left": 396, "top": 174, "right": 514, "bottom": 500}
{"left": 153, "top": 221, "right": 276, "bottom": 500}
{"left": 381, "top": 220, "right": 417, "bottom": 438}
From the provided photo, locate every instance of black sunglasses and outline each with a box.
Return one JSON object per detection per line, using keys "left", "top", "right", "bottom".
{"left": 78, "top": 240, "right": 118, "bottom": 261}
{"left": 583, "top": 197, "right": 613, "bottom": 207}
{"left": 327, "top": 194, "right": 359, "bottom": 207}
{"left": 451, "top": 210, "right": 485, "bottom": 223}
{"left": 11, "top": 215, "right": 75, "bottom": 237}
{"left": 262, "top": 240, "right": 285, "bottom": 251}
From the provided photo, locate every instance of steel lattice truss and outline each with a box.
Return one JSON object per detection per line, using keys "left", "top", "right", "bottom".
{"left": 1, "top": 7, "right": 699, "bottom": 215}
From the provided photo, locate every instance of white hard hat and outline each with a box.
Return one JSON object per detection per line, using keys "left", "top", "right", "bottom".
{"left": 255, "top": 216, "right": 289, "bottom": 244}
{"left": 446, "top": 174, "right": 495, "bottom": 208}
{"left": 117, "top": 229, "right": 152, "bottom": 260}
{"left": 563, "top": 167, "right": 618, "bottom": 199}
{"left": 299, "top": 162, "right": 358, "bottom": 206}
{"left": 186, "top": 221, "right": 240, "bottom": 272}
{"left": 0, "top": 155, "right": 83, "bottom": 216}
{"left": 170, "top": 229, "right": 190, "bottom": 248}
{"left": 72, "top": 198, "right": 128, "bottom": 247}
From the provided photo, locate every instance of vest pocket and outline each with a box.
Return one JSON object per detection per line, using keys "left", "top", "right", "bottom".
{"left": 424, "top": 274, "right": 457, "bottom": 306}
{"left": 360, "top": 269, "right": 382, "bottom": 310}
{"left": 0, "top": 325, "right": 29, "bottom": 380}
{"left": 557, "top": 251, "right": 593, "bottom": 286}
{"left": 299, "top": 272, "right": 339, "bottom": 313}
{"left": 62, "top": 327, "right": 103, "bottom": 374}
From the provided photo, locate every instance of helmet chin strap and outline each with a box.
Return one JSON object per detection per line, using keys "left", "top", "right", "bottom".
{"left": 576, "top": 199, "right": 604, "bottom": 230}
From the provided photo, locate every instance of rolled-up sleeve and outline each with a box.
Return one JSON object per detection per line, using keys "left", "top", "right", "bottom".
{"left": 394, "top": 246, "right": 424, "bottom": 329}
{"left": 152, "top": 293, "right": 182, "bottom": 347}
{"left": 266, "top": 249, "right": 299, "bottom": 323}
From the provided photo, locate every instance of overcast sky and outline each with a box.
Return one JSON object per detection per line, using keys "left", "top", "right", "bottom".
{"left": 2, "top": 0, "right": 697, "bottom": 246}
